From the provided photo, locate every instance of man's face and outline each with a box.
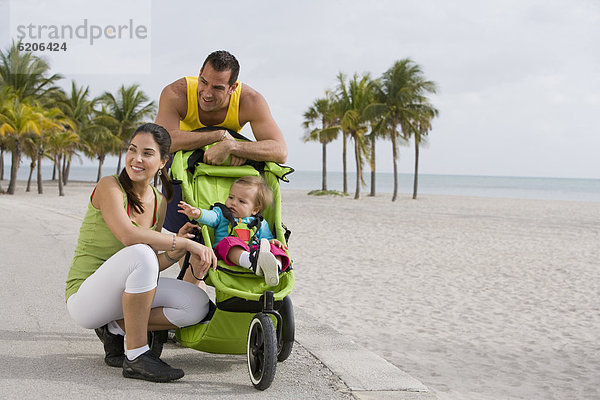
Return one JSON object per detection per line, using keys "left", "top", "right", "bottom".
{"left": 197, "top": 63, "right": 237, "bottom": 112}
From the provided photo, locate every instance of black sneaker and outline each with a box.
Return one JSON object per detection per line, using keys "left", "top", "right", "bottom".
{"left": 94, "top": 325, "right": 125, "bottom": 368}
{"left": 122, "top": 350, "right": 184, "bottom": 382}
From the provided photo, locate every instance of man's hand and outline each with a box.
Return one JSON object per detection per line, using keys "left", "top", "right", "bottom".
{"left": 203, "top": 130, "right": 247, "bottom": 166}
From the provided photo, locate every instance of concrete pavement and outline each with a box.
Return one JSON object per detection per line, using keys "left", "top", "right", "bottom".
{"left": 0, "top": 188, "right": 436, "bottom": 399}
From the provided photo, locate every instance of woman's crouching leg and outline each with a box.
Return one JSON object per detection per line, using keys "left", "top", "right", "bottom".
{"left": 67, "top": 244, "right": 159, "bottom": 330}
{"left": 151, "top": 277, "right": 210, "bottom": 328}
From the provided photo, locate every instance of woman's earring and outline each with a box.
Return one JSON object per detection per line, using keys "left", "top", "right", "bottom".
{"left": 158, "top": 169, "right": 162, "bottom": 176}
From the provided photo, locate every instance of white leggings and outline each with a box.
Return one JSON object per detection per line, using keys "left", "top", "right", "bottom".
{"left": 67, "top": 244, "right": 209, "bottom": 329}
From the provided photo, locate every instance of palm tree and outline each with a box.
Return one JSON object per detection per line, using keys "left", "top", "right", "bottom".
{"left": 0, "top": 42, "right": 65, "bottom": 193}
{"left": 79, "top": 112, "right": 121, "bottom": 182}
{"left": 52, "top": 81, "right": 97, "bottom": 185}
{"left": 0, "top": 98, "right": 46, "bottom": 194}
{"left": 409, "top": 104, "right": 438, "bottom": 199}
{"left": 22, "top": 132, "right": 38, "bottom": 192}
{"left": 99, "top": 84, "right": 156, "bottom": 173}
{"left": 46, "top": 130, "right": 79, "bottom": 196}
{"left": 0, "top": 136, "right": 5, "bottom": 180}
{"left": 336, "top": 73, "right": 373, "bottom": 200}
{"left": 0, "top": 134, "right": 6, "bottom": 191}
{"left": 368, "top": 59, "right": 438, "bottom": 201}
{"left": 365, "top": 118, "right": 388, "bottom": 197}
{"left": 0, "top": 87, "right": 8, "bottom": 188}
{"left": 40, "top": 106, "right": 72, "bottom": 193}
{"left": 361, "top": 77, "right": 388, "bottom": 197}
{"left": 302, "top": 91, "right": 340, "bottom": 191}
{"left": 0, "top": 41, "right": 63, "bottom": 102}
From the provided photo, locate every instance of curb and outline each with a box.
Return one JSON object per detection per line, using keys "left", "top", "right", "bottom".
{"left": 294, "top": 306, "right": 437, "bottom": 399}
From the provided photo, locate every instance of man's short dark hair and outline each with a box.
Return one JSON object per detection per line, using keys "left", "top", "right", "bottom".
{"left": 201, "top": 50, "right": 240, "bottom": 86}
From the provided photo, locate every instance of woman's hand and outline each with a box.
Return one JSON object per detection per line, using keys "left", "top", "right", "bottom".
{"left": 177, "top": 222, "right": 199, "bottom": 239}
{"left": 187, "top": 241, "right": 218, "bottom": 278}
{"left": 167, "top": 222, "right": 198, "bottom": 260}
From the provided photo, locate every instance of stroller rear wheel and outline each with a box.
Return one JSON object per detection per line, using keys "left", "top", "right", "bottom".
{"left": 148, "top": 330, "right": 167, "bottom": 358}
{"left": 277, "top": 296, "right": 294, "bottom": 362}
{"left": 247, "top": 312, "right": 277, "bottom": 390}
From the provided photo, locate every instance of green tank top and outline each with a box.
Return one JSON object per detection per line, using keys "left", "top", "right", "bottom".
{"left": 65, "top": 176, "right": 162, "bottom": 301}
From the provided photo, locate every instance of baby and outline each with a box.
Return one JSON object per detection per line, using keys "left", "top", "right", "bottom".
{"left": 178, "top": 176, "right": 289, "bottom": 286}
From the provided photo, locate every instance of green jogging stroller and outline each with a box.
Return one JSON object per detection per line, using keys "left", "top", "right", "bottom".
{"left": 166, "top": 129, "right": 295, "bottom": 390}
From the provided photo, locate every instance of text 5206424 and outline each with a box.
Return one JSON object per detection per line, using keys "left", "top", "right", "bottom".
{"left": 18, "top": 42, "right": 67, "bottom": 52}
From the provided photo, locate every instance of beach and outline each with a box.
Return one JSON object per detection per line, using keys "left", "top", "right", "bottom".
{"left": 282, "top": 189, "right": 600, "bottom": 400}
{"left": 2, "top": 180, "right": 599, "bottom": 399}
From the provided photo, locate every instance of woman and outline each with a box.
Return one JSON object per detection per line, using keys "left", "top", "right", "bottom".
{"left": 65, "top": 123, "right": 217, "bottom": 382}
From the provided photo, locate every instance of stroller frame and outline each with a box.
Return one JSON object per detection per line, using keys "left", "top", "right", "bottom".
{"left": 164, "top": 130, "right": 295, "bottom": 390}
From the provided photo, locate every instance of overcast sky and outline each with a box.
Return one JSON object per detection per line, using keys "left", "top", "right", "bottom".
{"left": 2, "top": 0, "right": 599, "bottom": 179}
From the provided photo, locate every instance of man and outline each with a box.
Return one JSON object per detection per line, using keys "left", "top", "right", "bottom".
{"left": 155, "top": 50, "right": 288, "bottom": 234}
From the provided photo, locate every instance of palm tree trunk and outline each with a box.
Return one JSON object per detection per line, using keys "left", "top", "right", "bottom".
{"left": 37, "top": 150, "right": 44, "bottom": 194}
{"left": 97, "top": 155, "right": 105, "bottom": 182}
{"left": 57, "top": 153, "right": 65, "bottom": 196}
{"left": 8, "top": 145, "right": 21, "bottom": 195}
{"left": 354, "top": 139, "right": 361, "bottom": 200}
{"left": 26, "top": 160, "right": 35, "bottom": 192}
{"left": 321, "top": 141, "right": 327, "bottom": 191}
{"left": 342, "top": 131, "right": 348, "bottom": 194}
{"left": 369, "top": 135, "right": 376, "bottom": 197}
{"left": 63, "top": 157, "right": 71, "bottom": 185}
{"left": 61, "top": 156, "right": 66, "bottom": 184}
{"left": 0, "top": 146, "right": 3, "bottom": 193}
{"left": 391, "top": 131, "right": 399, "bottom": 202}
{"left": 412, "top": 138, "right": 420, "bottom": 200}
{"left": 0, "top": 146, "right": 4, "bottom": 180}
{"left": 117, "top": 151, "right": 123, "bottom": 174}
{"left": 52, "top": 161, "right": 57, "bottom": 180}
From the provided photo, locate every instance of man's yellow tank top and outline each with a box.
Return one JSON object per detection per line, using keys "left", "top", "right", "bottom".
{"left": 180, "top": 76, "right": 244, "bottom": 133}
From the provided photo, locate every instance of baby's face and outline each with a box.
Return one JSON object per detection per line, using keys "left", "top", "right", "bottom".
{"left": 226, "top": 183, "right": 260, "bottom": 218}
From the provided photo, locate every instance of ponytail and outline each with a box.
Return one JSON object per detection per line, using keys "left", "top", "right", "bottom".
{"left": 118, "top": 168, "right": 144, "bottom": 214}
{"left": 158, "top": 166, "right": 173, "bottom": 202}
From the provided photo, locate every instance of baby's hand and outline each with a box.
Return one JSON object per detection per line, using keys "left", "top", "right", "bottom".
{"left": 270, "top": 239, "right": 288, "bottom": 250}
{"left": 177, "top": 201, "right": 201, "bottom": 219}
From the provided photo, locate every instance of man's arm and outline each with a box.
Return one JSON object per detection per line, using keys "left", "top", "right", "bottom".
{"left": 155, "top": 79, "right": 224, "bottom": 152}
{"left": 203, "top": 85, "right": 288, "bottom": 165}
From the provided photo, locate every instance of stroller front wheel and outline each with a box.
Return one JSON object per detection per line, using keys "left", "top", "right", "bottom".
{"left": 247, "top": 312, "right": 277, "bottom": 390}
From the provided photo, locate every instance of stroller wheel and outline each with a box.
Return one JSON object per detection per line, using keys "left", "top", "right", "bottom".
{"left": 277, "top": 296, "right": 295, "bottom": 362}
{"left": 247, "top": 313, "right": 277, "bottom": 390}
{"left": 148, "top": 330, "right": 167, "bottom": 358}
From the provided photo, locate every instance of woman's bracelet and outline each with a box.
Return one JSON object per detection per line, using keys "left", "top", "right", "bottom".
{"left": 164, "top": 251, "right": 179, "bottom": 264}
{"left": 170, "top": 234, "right": 176, "bottom": 252}
{"left": 219, "top": 130, "right": 227, "bottom": 141}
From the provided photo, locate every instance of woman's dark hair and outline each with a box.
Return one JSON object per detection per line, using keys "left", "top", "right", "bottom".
{"left": 119, "top": 123, "right": 173, "bottom": 214}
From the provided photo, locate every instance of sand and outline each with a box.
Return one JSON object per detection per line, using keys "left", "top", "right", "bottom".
{"left": 2, "top": 179, "right": 599, "bottom": 400}
{"left": 282, "top": 189, "right": 599, "bottom": 400}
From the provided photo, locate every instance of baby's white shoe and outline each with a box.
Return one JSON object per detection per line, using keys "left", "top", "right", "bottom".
{"left": 255, "top": 239, "right": 279, "bottom": 287}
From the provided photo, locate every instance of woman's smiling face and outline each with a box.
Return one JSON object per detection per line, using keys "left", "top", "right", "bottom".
{"left": 125, "top": 132, "right": 165, "bottom": 184}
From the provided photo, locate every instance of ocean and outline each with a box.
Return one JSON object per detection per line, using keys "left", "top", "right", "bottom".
{"left": 3, "top": 163, "right": 600, "bottom": 202}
